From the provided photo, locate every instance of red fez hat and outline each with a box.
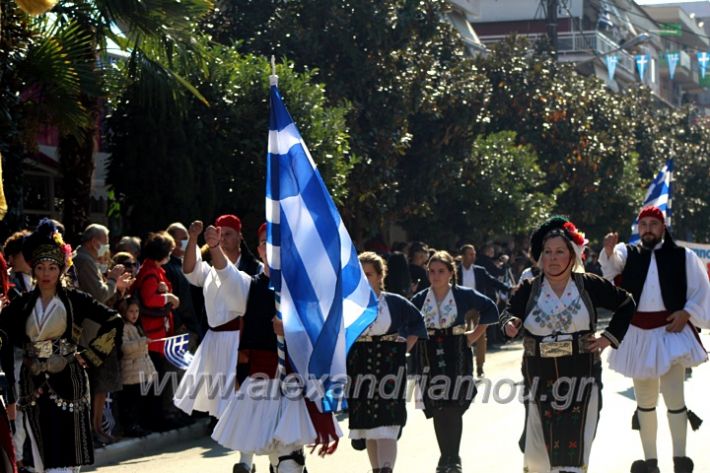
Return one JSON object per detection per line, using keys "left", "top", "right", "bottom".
{"left": 638, "top": 206, "right": 664, "bottom": 223}
{"left": 258, "top": 223, "right": 267, "bottom": 237}
{"left": 215, "top": 214, "right": 242, "bottom": 232}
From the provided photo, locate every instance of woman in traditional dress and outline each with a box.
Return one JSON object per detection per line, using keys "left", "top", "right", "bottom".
{"left": 346, "top": 252, "right": 427, "bottom": 473}
{"left": 411, "top": 250, "right": 499, "bottom": 473}
{"left": 500, "top": 216, "right": 635, "bottom": 473}
{"left": 0, "top": 219, "right": 122, "bottom": 473}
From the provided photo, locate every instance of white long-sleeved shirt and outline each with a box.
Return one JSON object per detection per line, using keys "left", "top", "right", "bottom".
{"left": 599, "top": 242, "right": 710, "bottom": 329}
{"left": 183, "top": 248, "right": 252, "bottom": 328}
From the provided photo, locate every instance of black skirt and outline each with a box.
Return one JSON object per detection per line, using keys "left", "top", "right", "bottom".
{"left": 415, "top": 334, "right": 476, "bottom": 417}
{"left": 346, "top": 341, "right": 408, "bottom": 430}
{"left": 20, "top": 359, "right": 94, "bottom": 469}
{"left": 522, "top": 350, "right": 602, "bottom": 468}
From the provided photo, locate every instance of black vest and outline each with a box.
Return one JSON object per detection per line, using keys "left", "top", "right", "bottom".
{"left": 239, "top": 273, "right": 277, "bottom": 352}
{"left": 619, "top": 231, "right": 687, "bottom": 312}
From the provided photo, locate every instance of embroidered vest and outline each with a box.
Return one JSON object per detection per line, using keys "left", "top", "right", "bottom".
{"left": 619, "top": 232, "right": 686, "bottom": 312}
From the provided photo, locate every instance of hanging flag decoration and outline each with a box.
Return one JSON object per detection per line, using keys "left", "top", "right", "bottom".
{"left": 667, "top": 52, "right": 680, "bottom": 80}
{"left": 636, "top": 54, "right": 650, "bottom": 81}
{"left": 629, "top": 159, "right": 672, "bottom": 244}
{"left": 697, "top": 52, "right": 710, "bottom": 79}
{"left": 266, "top": 72, "right": 378, "bottom": 412}
{"left": 606, "top": 54, "right": 618, "bottom": 81}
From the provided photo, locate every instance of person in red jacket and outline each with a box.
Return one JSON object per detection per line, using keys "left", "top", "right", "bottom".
{"left": 131, "top": 231, "right": 181, "bottom": 431}
{"left": 132, "top": 232, "right": 181, "bottom": 353}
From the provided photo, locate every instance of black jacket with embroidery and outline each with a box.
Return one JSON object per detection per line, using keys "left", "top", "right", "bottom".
{"left": 499, "top": 272, "right": 635, "bottom": 348}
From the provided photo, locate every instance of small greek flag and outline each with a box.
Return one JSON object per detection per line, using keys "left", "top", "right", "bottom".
{"left": 667, "top": 52, "right": 680, "bottom": 81}
{"left": 697, "top": 52, "right": 710, "bottom": 79}
{"left": 265, "top": 74, "right": 377, "bottom": 412}
{"left": 606, "top": 54, "right": 618, "bottom": 82}
{"left": 636, "top": 54, "right": 650, "bottom": 81}
{"left": 630, "top": 159, "right": 672, "bottom": 244}
{"left": 164, "top": 333, "right": 193, "bottom": 370}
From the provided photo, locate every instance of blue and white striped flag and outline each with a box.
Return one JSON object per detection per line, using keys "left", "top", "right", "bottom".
{"left": 629, "top": 159, "right": 672, "bottom": 244}
{"left": 163, "top": 333, "right": 193, "bottom": 370}
{"left": 265, "top": 74, "right": 378, "bottom": 412}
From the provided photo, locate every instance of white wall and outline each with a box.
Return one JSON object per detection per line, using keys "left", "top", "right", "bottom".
{"left": 448, "top": 0, "right": 481, "bottom": 19}
{"left": 477, "top": 0, "right": 583, "bottom": 23}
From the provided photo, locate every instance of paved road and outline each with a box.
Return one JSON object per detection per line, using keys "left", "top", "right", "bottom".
{"left": 88, "top": 334, "right": 710, "bottom": 473}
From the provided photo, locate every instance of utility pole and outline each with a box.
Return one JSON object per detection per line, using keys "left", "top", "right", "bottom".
{"left": 545, "top": 0, "right": 559, "bottom": 51}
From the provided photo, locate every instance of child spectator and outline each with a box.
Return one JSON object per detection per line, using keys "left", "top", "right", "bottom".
{"left": 118, "top": 297, "right": 157, "bottom": 437}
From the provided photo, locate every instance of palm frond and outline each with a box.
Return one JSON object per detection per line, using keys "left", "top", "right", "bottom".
{"left": 18, "top": 20, "right": 97, "bottom": 136}
{"left": 97, "top": 0, "right": 213, "bottom": 44}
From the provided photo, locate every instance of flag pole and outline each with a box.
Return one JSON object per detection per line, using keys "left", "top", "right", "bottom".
{"left": 268, "top": 55, "right": 287, "bottom": 383}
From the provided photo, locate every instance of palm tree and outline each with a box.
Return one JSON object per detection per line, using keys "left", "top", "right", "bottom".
{"left": 3, "top": 0, "right": 212, "bottom": 240}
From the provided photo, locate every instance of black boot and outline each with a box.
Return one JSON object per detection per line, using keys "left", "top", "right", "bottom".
{"left": 435, "top": 456, "right": 449, "bottom": 473}
{"left": 630, "top": 459, "right": 659, "bottom": 473}
{"left": 447, "top": 455, "right": 462, "bottom": 473}
{"left": 673, "top": 456, "right": 694, "bottom": 473}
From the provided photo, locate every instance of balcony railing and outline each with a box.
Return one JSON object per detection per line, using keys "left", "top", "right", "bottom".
{"left": 479, "top": 30, "right": 635, "bottom": 75}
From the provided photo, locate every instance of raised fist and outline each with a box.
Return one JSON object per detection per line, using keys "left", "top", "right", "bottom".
{"left": 188, "top": 221, "right": 204, "bottom": 240}
{"left": 204, "top": 225, "right": 222, "bottom": 249}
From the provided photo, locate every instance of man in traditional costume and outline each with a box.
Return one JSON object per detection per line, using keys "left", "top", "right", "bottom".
{"left": 212, "top": 224, "right": 340, "bottom": 473}
{"left": 600, "top": 206, "right": 710, "bottom": 473}
{"left": 174, "top": 215, "right": 260, "bottom": 415}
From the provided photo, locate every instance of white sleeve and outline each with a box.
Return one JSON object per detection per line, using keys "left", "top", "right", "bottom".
{"left": 183, "top": 247, "right": 210, "bottom": 287}
{"left": 215, "top": 263, "right": 253, "bottom": 316}
{"left": 599, "top": 243, "right": 627, "bottom": 281}
{"left": 518, "top": 268, "right": 533, "bottom": 285}
{"left": 683, "top": 248, "right": 710, "bottom": 329}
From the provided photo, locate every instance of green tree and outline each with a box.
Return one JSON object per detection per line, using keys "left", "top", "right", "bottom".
{"left": 107, "top": 42, "right": 353, "bottom": 236}
{"left": 402, "top": 131, "right": 555, "bottom": 247}
{"left": 205, "top": 0, "right": 488, "bottom": 241}
{"left": 474, "top": 37, "right": 644, "bottom": 240}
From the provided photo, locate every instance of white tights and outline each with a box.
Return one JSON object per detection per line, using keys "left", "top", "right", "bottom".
{"left": 366, "top": 439, "right": 397, "bottom": 470}
{"left": 633, "top": 363, "right": 687, "bottom": 459}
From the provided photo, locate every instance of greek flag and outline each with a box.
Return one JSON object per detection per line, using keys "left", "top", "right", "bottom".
{"left": 630, "top": 159, "right": 672, "bottom": 244}
{"left": 636, "top": 54, "right": 650, "bottom": 82}
{"left": 265, "top": 75, "right": 378, "bottom": 412}
{"left": 164, "top": 333, "right": 193, "bottom": 370}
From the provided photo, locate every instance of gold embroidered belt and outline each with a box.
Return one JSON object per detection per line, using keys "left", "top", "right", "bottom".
{"left": 523, "top": 333, "right": 594, "bottom": 358}
{"left": 26, "top": 339, "right": 77, "bottom": 359}
{"left": 24, "top": 339, "right": 78, "bottom": 375}
{"left": 357, "top": 333, "right": 401, "bottom": 342}
{"left": 427, "top": 325, "right": 467, "bottom": 337}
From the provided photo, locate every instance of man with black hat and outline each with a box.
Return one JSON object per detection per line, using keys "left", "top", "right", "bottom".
{"left": 600, "top": 206, "right": 710, "bottom": 473}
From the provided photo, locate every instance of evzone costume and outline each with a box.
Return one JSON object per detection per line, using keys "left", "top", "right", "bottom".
{"left": 173, "top": 217, "right": 254, "bottom": 418}
{"left": 212, "top": 225, "right": 340, "bottom": 473}
{"left": 600, "top": 206, "right": 710, "bottom": 473}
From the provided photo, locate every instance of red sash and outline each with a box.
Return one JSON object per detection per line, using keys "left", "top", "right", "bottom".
{"left": 630, "top": 311, "right": 672, "bottom": 329}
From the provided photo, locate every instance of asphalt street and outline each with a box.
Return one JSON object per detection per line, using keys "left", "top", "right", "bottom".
{"left": 87, "top": 333, "right": 710, "bottom": 473}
